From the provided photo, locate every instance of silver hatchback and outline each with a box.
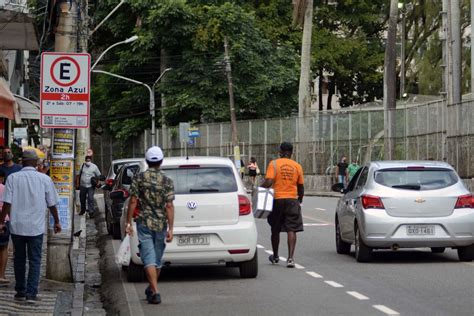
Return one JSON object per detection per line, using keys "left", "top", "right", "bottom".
{"left": 334, "top": 161, "right": 474, "bottom": 262}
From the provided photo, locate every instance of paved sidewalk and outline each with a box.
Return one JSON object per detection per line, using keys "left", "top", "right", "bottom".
{"left": 0, "top": 195, "right": 106, "bottom": 315}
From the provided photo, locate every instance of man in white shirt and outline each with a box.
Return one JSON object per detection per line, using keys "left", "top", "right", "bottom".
{"left": 77, "top": 156, "right": 101, "bottom": 217}
{"left": 0, "top": 149, "right": 61, "bottom": 303}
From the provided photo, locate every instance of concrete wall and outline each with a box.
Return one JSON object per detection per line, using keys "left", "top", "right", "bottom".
{"left": 304, "top": 175, "right": 334, "bottom": 192}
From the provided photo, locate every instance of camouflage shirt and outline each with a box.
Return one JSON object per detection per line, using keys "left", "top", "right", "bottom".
{"left": 129, "top": 168, "right": 175, "bottom": 232}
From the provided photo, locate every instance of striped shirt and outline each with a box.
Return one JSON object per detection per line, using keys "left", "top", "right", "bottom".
{"left": 3, "top": 167, "right": 59, "bottom": 236}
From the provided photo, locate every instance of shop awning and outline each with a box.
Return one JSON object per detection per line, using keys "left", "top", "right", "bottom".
{"left": 0, "top": 9, "right": 38, "bottom": 50}
{"left": 0, "top": 78, "right": 15, "bottom": 120}
{"left": 14, "top": 94, "right": 39, "bottom": 120}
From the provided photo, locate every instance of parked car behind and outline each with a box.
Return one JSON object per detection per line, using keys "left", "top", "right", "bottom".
{"left": 106, "top": 161, "right": 143, "bottom": 239}
{"left": 114, "top": 156, "right": 258, "bottom": 282}
{"left": 103, "top": 158, "right": 142, "bottom": 238}
{"left": 334, "top": 161, "right": 474, "bottom": 262}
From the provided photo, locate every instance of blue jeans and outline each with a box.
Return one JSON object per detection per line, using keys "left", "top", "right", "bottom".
{"left": 338, "top": 175, "right": 346, "bottom": 187}
{"left": 80, "top": 186, "right": 95, "bottom": 214}
{"left": 11, "top": 234, "right": 43, "bottom": 297}
{"left": 137, "top": 223, "right": 167, "bottom": 269}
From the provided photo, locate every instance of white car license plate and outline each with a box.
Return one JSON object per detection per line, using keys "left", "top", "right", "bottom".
{"left": 406, "top": 225, "right": 435, "bottom": 235}
{"left": 177, "top": 234, "right": 210, "bottom": 246}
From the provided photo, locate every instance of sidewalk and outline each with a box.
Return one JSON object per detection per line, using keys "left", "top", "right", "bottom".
{"left": 0, "top": 197, "right": 106, "bottom": 315}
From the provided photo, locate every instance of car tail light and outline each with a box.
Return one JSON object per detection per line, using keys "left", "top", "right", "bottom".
{"left": 106, "top": 179, "right": 114, "bottom": 186}
{"left": 228, "top": 249, "right": 250, "bottom": 254}
{"left": 238, "top": 195, "right": 252, "bottom": 216}
{"left": 455, "top": 194, "right": 474, "bottom": 209}
{"left": 361, "top": 195, "right": 385, "bottom": 209}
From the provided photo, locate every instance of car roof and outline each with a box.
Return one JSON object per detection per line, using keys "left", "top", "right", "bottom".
{"left": 119, "top": 156, "right": 237, "bottom": 169}
{"left": 369, "top": 160, "right": 454, "bottom": 170}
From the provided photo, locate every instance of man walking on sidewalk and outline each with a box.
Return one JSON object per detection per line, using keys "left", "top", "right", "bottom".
{"left": 262, "top": 142, "right": 304, "bottom": 268}
{"left": 0, "top": 149, "right": 61, "bottom": 303}
{"left": 125, "top": 146, "right": 174, "bottom": 304}
{"left": 77, "top": 156, "right": 101, "bottom": 218}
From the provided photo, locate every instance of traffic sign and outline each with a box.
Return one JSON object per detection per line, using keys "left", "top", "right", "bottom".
{"left": 188, "top": 127, "right": 200, "bottom": 138}
{"left": 40, "top": 52, "right": 90, "bottom": 128}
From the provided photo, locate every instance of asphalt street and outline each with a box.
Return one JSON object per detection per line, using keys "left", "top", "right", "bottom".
{"left": 98, "top": 195, "right": 474, "bottom": 316}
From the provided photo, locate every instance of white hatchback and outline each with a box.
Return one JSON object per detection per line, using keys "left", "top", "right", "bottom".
{"left": 120, "top": 156, "right": 258, "bottom": 281}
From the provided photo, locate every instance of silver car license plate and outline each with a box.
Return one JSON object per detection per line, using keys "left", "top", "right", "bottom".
{"left": 406, "top": 225, "right": 435, "bottom": 235}
{"left": 177, "top": 234, "right": 210, "bottom": 246}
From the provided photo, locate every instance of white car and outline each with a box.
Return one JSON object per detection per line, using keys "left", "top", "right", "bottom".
{"left": 119, "top": 157, "right": 258, "bottom": 281}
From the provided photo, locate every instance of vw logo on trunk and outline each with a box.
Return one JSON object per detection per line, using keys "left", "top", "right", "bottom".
{"left": 187, "top": 201, "right": 197, "bottom": 210}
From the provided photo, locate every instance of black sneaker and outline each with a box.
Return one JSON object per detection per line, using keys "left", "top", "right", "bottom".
{"left": 268, "top": 254, "right": 279, "bottom": 264}
{"left": 147, "top": 293, "right": 161, "bottom": 304}
{"left": 79, "top": 210, "right": 86, "bottom": 215}
{"left": 14, "top": 293, "right": 26, "bottom": 301}
{"left": 26, "top": 295, "right": 39, "bottom": 304}
{"left": 145, "top": 286, "right": 152, "bottom": 300}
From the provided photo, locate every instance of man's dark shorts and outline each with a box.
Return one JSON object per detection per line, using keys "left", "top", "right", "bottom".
{"left": 0, "top": 221, "right": 10, "bottom": 246}
{"left": 267, "top": 199, "right": 303, "bottom": 233}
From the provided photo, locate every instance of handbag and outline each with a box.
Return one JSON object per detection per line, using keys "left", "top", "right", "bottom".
{"left": 115, "top": 235, "right": 131, "bottom": 266}
{"left": 75, "top": 163, "right": 84, "bottom": 190}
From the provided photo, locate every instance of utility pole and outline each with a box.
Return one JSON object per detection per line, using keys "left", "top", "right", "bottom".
{"left": 400, "top": 5, "right": 406, "bottom": 99}
{"left": 441, "top": 0, "right": 449, "bottom": 100}
{"left": 160, "top": 49, "right": 169, "bottom": 149}
{"left": 450, "top": 0, "right": 462, "bottom": 104}
{"left": 472, "top": 0, "right": 474, "bottom": 95}
{"left": 224, "top": 36, "right": 240, "bottom": 167}
{"left": 47, "top": 0, "right": 78, "bottom": 282}
{"left": 383, "top": 0, "right": 399, "bottom": 160}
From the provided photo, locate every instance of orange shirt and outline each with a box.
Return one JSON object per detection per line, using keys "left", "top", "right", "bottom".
{"left": 265, "top": 158, "right": 304, "bottom": 199}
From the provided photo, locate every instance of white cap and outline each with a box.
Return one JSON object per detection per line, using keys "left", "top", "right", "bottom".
{"left": 145, "top": 146, "right": 164, "bottom": 162}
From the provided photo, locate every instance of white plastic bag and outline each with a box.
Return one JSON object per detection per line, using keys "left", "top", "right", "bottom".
{"left": 115, "top": 235, "right": 131, "bottom": 266}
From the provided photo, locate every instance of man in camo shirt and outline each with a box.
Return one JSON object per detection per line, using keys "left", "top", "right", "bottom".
{"left": 126, "top": 146, "right": 174, "bottom": 305}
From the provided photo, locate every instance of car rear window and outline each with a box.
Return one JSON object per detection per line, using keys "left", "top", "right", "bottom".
{"left": 374, "top": 168, "right": 458, "bottom": 191}
{"left": 114, "top": 162, "right": 127, "bottom": 175}
{"left": 162, "top": 167, "right": 238, "bottom": 194}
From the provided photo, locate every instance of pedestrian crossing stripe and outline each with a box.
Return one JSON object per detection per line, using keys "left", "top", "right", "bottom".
{"left": 303, "top": 223, "right": 331, "bottom": 227}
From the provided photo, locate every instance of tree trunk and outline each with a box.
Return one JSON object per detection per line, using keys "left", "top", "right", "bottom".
{"left": 297, "top": 0, "right": 313, "bottom": 119}
{"left": 383, "top": 0, "right": 398, "bottom": 160}
{"left": 327, "top": 77, "right": 334, "bottom": 111}
{"left": 318, "top": 68, "right": 323, "bottom": 111}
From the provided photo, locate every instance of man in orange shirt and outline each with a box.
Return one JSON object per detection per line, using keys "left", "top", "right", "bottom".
{"left": 261, "top": 142, "right": 304, "bottom": 268}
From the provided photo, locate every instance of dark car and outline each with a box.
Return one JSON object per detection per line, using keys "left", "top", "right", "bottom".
{"left": 105, "top": 162, "right": 141, "bottom": 239}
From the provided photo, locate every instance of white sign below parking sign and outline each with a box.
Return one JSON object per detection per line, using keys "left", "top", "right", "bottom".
{"left": 40, "top": 52, "right": 90, "bottom": 128}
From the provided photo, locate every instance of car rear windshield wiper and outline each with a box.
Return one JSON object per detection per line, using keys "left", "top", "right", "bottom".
{"left": 391, "top": 184, "right": 421, "bottom": 190}
{"left": 189, "top": 188, "right": 220, "bottom": 193}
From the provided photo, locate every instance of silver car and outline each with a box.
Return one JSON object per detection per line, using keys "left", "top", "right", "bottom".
{"left": 334, "top": 161, "right": 474, "bottom": 262}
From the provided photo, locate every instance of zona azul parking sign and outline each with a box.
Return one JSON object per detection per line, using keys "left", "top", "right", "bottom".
{"left": 40, "top": 52, "right": 90, "bottom": 128}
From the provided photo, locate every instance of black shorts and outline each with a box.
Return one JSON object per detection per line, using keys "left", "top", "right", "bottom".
{"left": 0, "top": 221, "right": 10, "bottom": 246}
{"left": 248, "top": 169, "right": 257, "bottom": 177}
{"left": 267, "top": 199, "right": 303, "bottom": 233}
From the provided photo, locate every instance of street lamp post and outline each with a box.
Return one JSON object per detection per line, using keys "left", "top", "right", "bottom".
{"left": 92, "top": 68, "right": 172, "bottom": 145}
{"left": 91, "top": 35, "right": 138, "bottom": 70}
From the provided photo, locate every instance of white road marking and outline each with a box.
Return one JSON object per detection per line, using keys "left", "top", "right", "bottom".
{"left": 314, "top": 208, "right": 326, "bottom": 211}
{"left": 373, "top": 305, "right": 400, "bottom": 315}
{"left": 264, "top": 250, "right": 273, "bottom": 255}
{"left": 324, "top": 281, "right": 344, "bottom": 288}
{"left": 306, "top": 271, "right": 323, "bottom": 278}
{"left": 347, "top": 291, "right": 369, "bottom": 300}
{"left": 303, "top": 223, "right": 331, "bottom": 227}
{"left": 279, "top": 256, "right": 287, "bottom": 261}
{"left": 295, "top": 263, "right": 305, "bottom": 269}
{"left": 257, "top": 244, "right": 265, "bottom": 249}
{"left": 302, "top": 214, "right": 334, "bottom": 225}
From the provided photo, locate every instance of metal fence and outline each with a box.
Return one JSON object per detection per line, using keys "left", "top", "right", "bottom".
{"left": 92, "top": 99, "right": 474, "bottom": 178}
